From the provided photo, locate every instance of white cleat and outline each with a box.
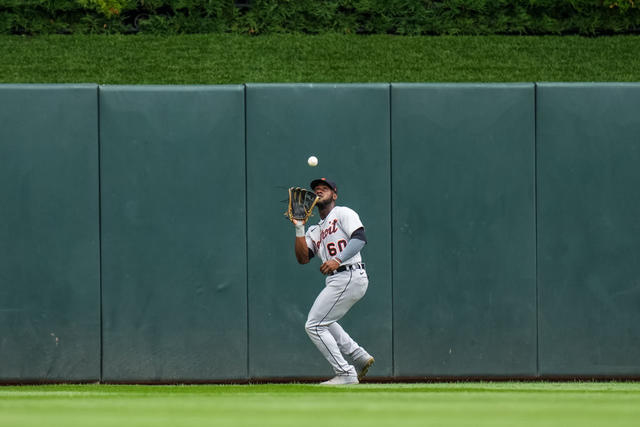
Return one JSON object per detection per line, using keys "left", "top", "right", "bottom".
{"left": 320, "top": 375, "right": 359, "bottom": 385}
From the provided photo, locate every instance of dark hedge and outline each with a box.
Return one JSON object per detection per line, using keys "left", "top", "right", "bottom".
{"left": 1, "top": 0, "right": 639, "bottom": 35}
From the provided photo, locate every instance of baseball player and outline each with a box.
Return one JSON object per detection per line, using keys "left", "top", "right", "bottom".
{"left": 293, "top": 178, "right": 374, "bottom": 385}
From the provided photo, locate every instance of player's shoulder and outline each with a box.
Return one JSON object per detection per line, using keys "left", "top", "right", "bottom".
{"left": 333, "top": 205, "right": 359, "bottom": 216}
{"left": 333, "top": 206, "right": 356, "bottom": 213}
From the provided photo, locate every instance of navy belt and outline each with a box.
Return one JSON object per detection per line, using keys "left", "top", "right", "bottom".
{"left": 332, "top": 263, "right": 365, "bottom": 275}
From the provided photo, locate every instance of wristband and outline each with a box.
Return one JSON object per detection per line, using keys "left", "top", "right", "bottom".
{"left": 295, "top": 223, "right": 305, "bottom": 237}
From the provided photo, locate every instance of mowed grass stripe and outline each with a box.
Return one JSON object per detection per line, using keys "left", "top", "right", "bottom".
{"left": 1, "top": 383, "right": 640, "bottom": 427}
{"left": 3, "top": 382, "right": 640, "bottom": 394}
{"left": 1, "top": 34, "right": 640, "bottom": 84}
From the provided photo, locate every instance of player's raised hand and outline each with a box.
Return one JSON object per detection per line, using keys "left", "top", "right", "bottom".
{"left": 320, "top": 259, "right": 340, "bottom": 275}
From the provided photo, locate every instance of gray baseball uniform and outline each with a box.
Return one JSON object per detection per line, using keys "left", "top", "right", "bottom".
{"left": 304, "top": 206, "right": 371, "bottom": 378}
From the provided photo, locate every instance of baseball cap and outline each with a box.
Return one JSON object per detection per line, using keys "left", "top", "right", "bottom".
{"left": 310, "top": 178, "right": 338, "bottom": 193}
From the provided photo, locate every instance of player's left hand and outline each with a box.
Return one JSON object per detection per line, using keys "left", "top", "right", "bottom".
{"left": 320, "top": 259, "right": 340, "bottom": 275}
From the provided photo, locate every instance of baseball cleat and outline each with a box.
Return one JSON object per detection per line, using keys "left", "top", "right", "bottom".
{"left": 320, "top": 375, "right": 359, "bottom": 385}
{"left": 355, "top": 356, "right": 375, "bottom": 380}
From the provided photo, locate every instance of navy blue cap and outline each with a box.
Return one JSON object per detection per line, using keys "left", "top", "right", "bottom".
{"left": 310, "top": 178, "right": 338, "bottom": 193}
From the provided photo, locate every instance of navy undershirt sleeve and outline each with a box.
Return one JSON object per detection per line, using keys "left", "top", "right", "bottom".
{"left": 351, "top": 227, "right": 367, "bottom": 243}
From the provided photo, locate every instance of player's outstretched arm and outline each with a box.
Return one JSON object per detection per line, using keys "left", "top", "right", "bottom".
{"left": 293, "top": 220, "right": 310, "bottom": 264}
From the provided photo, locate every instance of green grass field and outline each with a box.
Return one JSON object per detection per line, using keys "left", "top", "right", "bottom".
{"left": 1, "top": 383, "right": 640, "bottom": 427}
{"left": 1, "top": 34, "right": 640, "bottom": 84}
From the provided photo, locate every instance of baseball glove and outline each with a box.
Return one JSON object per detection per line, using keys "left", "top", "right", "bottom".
{"left": 285, "top": 187, "right": 319, "bottom": 224}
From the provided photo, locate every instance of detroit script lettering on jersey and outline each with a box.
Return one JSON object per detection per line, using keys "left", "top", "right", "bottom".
{"left": 317, "top": 219, "right": 339, "bottom": 248}
{"left": 306, "top": 206, "right": 364, "bottom": 265}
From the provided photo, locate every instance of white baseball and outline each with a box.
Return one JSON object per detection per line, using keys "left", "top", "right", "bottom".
{"left": 307, "top": 156, "right": 318, "bottom": 167}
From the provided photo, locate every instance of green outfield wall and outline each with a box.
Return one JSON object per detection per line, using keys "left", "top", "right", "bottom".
{"left": 1, "top": 83, "right": 639, "bottom": 382}
{"left": 99, "top": 86, "right": 247, "bottom": 381}
{"left": 0, "top": 84, "right": 100, "bottom": 381}
{"left": 537, "top": 83, "right": 640, "bottom": 376}
{"left": 391, "top": 84, "right": 537, "bottom": 377}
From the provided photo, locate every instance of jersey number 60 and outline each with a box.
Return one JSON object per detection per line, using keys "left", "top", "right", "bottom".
{"left": 327, "top": 239, "right": 347, "bottom": 256}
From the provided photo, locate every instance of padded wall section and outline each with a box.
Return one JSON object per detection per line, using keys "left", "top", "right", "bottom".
{"left": 537, "top": 83, "right": 640, "bottom": 376}
{"left": 392, "top": 84, "right": 536, "bottom": 377}
{"left": 246, "top": 84, "right": 392, "bottom": 378}
{"left": 0, "top": 85, "right": 100, "bottom": 381}
{"left": 100, "top": 86, "right": 246, "bottom": 381}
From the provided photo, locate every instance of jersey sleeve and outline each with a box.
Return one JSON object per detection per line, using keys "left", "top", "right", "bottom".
{"left": 305, "top": 226, "right": 318, "bottom": 255}
{"left": 337, "top": 207, "right": 364, "bottom": 237}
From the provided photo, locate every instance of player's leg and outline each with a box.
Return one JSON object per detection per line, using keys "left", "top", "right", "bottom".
{"left": 328, "top": 322, "right": 365, "bottom": 358}
{"left": 326, "top": 268, "right": 372, "bottom": 361}
{"left": 305, "top": 271, "right": 368, "bottom": 380}
{"left": 328, "top": 322, "right": 374, "bottom": 380}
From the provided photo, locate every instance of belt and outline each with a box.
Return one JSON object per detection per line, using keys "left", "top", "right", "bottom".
{"left": 332, "top": 262, "right": 365, "bottom": 275}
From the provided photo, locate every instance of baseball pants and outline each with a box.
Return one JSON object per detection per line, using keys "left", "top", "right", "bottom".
{"left": 305, "top": 268, "right": 369, "bottom": 376}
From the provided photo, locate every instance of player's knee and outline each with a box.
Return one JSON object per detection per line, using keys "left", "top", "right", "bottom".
{"left": 305, "top": 319, "right": 319, "bottom": 335}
